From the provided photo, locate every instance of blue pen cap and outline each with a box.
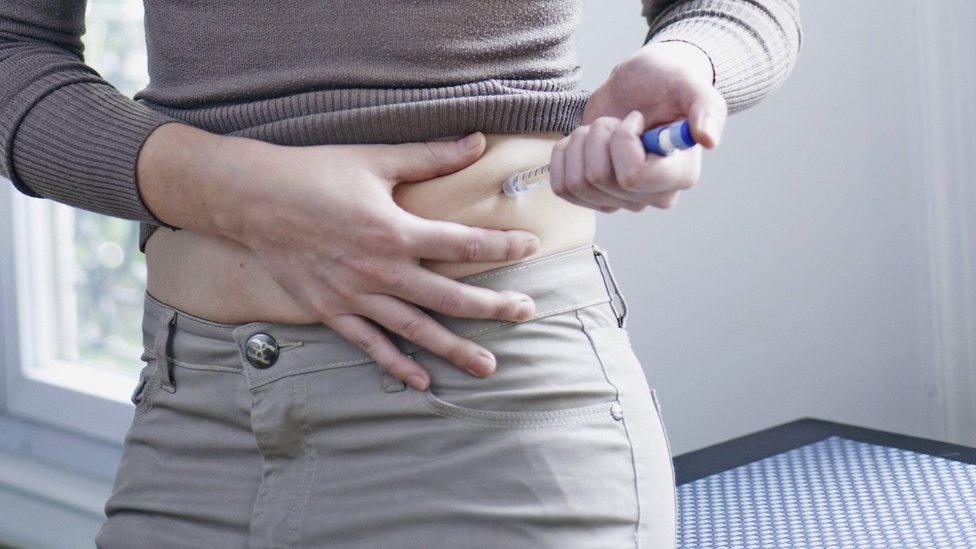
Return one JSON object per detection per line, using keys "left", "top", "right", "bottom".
{"left": 642, "top": 119, "right": 697, "bottom": 156}
{"left": 641, "top": 127, "right": 667, "bottom": 156}
{"left": 677, "top": 119, "right": 695, "bottom": 148}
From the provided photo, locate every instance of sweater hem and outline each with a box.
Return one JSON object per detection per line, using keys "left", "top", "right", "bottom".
{"left": 136, "top": 81, "right": 590, "bottom": 252}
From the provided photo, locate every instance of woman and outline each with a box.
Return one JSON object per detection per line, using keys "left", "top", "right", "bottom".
{"left": 1, "top": 0, "right": 802, "bottom": 547}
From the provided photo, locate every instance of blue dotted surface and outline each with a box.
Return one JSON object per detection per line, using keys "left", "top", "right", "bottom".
{"left": 676, "top": 436, "right": 976, "bottom": 548}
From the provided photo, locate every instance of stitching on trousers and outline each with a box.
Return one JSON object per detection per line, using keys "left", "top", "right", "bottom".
{"left": 651, "top": 388, "right": 679, "bottom": 544}
{"left": 251, "top": 458, "right": 279, "bottom": 542}
{"left": 397, "top": 297, "right": 610, "bottom": 358}
{"left": 450, "top": 298, "right": 607, "bottom": 337}
{"left": 246, "top": 294, "right": 610, "bottom": 390}
{"left": 247, "top": 297, "right": 609, "bottom": 388}
{"left": 459, "top": 243, "right": 593, "bottom": 284}
{"left": 254, "top": 468, "right": 280, "bottom": 545}
{"left": 422, "top": 389, "right": 616, "bottom": 420}
{"left": 575, "top": 308, "right": 642, "bottom": 549}
{"left": 456, "top": 297, "right": 610, "bottom": 341}
{"left": 421, "top": 396, "right": 616, "bottom": 429}
{"left": 249, "top": 357, "right": 375, "bottom": 389}
{"left": 288, "top": 376, "right": 317, "bottom": 545}
{"left": 169, "top": 358, "right": 243, "bottom": 373}
{"left": 249, "top": 394, "right": 280, "bottom": 545}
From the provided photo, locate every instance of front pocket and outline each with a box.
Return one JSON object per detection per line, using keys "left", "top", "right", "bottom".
{"left": 420, "top": 388, "right": 620, "bottom": 428}
{"left": 407, "top": 310, "right": 623, "bottom": 429}
{"left": 282, "top": 359, "right": 641, "bottom": 547}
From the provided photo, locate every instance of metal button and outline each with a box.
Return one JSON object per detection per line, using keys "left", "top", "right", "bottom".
{"left": 245, "top": 333, "right": 279, "bottom": 368}
{"left": 610, "top": 402, "right": 623, "bottom": 421}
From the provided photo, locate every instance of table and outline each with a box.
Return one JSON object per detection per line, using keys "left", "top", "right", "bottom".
{"left": 672, "top": 418, "right": 976, "bottom": 548}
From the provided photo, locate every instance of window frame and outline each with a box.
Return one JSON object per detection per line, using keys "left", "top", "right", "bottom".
{"left": 1, "top": 184, "right": 136, "bottom": 445}
{"left": 0, "top": 0, "right": 152, "bottom": 446}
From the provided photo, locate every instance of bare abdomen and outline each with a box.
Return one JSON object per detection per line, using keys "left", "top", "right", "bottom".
{"left": 144, "top": 132, "right": 596, "bottom": 324}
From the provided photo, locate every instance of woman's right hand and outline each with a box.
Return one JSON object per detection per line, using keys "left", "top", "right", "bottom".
{"left": 161, "top": 129, "right": 539, "bottom": 391}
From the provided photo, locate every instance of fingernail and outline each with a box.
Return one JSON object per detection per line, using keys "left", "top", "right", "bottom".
{"left": 523, "top": 237, "right": 540, "bottom": 256}
{"left": 457, "top": 132, "right": 481, "bottom": 151}
{"left": 472, "top": 350, "right": 496, "bottom": 376}
{"left": 406, "top": 374, "right": 428, "bottom": 390}
{"left": 515, "top": 296, "right": 535, "bottom": 320}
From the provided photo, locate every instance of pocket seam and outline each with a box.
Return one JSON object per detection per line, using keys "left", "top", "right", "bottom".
{"left": 405, "top": 303, "right": 624, "bottom": 429}
{"left": 650, "top": 388, "right": 679, "bottom": 520}
{"left": 419, "top": 389, "right": 619, "bottom": 429}
{"left": 585, "top": 318, "right": 678, "bottom": 541}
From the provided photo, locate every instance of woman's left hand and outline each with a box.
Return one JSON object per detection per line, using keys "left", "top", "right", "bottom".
{"left": 550, "top": 41, "right": 728, "bottom": 212}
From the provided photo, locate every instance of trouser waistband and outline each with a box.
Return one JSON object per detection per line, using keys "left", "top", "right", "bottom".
{"left": 141, "top": 243, "right": 629, "bottom": 388}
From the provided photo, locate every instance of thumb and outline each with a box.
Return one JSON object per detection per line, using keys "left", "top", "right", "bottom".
{"left": 379, "top": 132, "right": 486, "bottom": 183}
{"left": 685, "top": 85, "right": 727, "bottom": 149}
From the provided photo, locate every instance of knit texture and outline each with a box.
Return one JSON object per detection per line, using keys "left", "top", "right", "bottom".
{"left": 643, "top": 0, "right": 804, "bottom": 113}
{"left": 0, "top": 0, "right": 802, "bottom": 253}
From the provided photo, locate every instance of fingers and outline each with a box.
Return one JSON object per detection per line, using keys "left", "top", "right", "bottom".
{"left": 548, "top": 136, "right": 589, "bottom": 210}
{"left": 581, "top": 120, "right": 652, "bottom": 211}
{"left": 386, "top": 262, "right": 535, "bottom": 322}
{"left": 608, "top": 111, "right": 697, "bottom": 197}
{"left": 650, "top": 189, "right": 681, "bottom": 209}
{"left": 355, "top": 293, "right": 498, "bottom": 378}
{"left": 552, "top": 112, "right": 697, "bottom": 210}
{"left": 563, "top": 125, "right": 646, "bottom": 212}
{"left": 327, "top": 313, "right": 431, "bottom": 390}
{"left": 396, "top": 211, "right": 541, "bottom": 263}
{"left": 377, "top": 132, "right": 487, "bottom": 183}
{"left": 551, "top": 126, "right": 643, "bottom": 213}
{"left": 684, "top": 83, "right": 728, "bottom": 149}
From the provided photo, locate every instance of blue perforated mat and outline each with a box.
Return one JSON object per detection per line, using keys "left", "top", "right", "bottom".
{"left": 676, "top": 436, "right": 976, "bottom": 548}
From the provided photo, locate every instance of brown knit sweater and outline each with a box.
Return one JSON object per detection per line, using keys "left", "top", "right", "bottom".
{"left": 0, "top": 0, "right": 803, "bottom": 252}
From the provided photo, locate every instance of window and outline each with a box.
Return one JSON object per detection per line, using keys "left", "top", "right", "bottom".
{"left": 1, "top": 0, "right": 150, "bottom": 444}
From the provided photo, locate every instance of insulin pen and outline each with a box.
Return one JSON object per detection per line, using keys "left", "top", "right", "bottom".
{"left": 502, "top": 119, "right": 697, "bottom": 197}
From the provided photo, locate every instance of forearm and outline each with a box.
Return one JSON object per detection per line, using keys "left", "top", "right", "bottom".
{"left": 5, "top": 81, "right": 177, "bottom": 220}
{"left": 136, "top": 122, "right": 275, "bottom": 243}
{"left": 1, "top": 2, "right": 184, "bottom": 224}
{"left": 641, "top": 0, "right": 804, "bottom": 114}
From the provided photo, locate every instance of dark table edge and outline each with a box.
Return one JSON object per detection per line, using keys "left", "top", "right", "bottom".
{"left": 673, "top": 417, "right": 976, "bottom": 485}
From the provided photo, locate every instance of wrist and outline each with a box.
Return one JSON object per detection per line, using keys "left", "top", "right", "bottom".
{"left": 205, "top": 135, "right": 284, "bottom": 245}
{"left": 136, "top": 122, "right": 282, "bottom": 244}
{"left": 643, "top": 39, "right": 715, "bottom": 86}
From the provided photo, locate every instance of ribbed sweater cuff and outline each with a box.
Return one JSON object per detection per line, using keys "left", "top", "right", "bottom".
{"left": 6, "top": 79, "right": 179, "bottom": 226}
{"left": 644, "top": 0, "right": 801, "bottom": 115}
{"left": 645, "top": 20, "right": 755, "bottom": 115}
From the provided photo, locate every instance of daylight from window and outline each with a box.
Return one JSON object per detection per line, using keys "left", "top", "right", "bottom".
{"left": 56, "top": 0, "right": 148, "bottom": 375}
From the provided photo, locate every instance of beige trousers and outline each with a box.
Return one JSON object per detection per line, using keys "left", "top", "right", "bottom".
{"left": 96, "top": 243, "right": 677, "bottom": 548}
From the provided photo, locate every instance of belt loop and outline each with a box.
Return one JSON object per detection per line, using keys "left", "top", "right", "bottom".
{"left": 153, "top": 309, "right": 178, "bottom": 393}
{"left": 592, "top": 245, "right": 629, "bottom": 328}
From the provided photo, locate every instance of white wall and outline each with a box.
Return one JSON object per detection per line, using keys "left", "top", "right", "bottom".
{"left": 577, "top": 0, "right": 974, "bottom": 454}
